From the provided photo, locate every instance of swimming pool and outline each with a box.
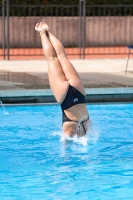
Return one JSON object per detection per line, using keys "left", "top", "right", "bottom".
{"left": 0, "top": 103, "right": 133, "bottom": 199}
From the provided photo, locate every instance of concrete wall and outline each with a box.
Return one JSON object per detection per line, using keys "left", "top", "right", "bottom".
{"left": 0, "top": 16, "right": 133, "bottom": 48}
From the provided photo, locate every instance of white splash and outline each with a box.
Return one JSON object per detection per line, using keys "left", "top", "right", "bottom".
{"left": 0, "top": 101, "right": 9, "bottom": 115}
{"left": 52, "top": 126, "right": 100, "bottom": 147}
{"left": 87, "top": 127, "right": 100, "bottom": 145}
{"left": 60, "top": 134, "right": 88, "bottom": 146}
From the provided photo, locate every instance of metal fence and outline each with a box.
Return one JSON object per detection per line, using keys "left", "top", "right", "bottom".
{"left": 0, "top": 1, "right": 133, "bottom": 60}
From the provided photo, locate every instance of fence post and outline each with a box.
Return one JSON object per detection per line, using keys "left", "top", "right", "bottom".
{"left": 7, "top": 0, "right": 10, "bottom": 60}
{"left": 2, "top": 0, "right": 5, "bottom": 60}
{"left": 2, "top": 0, "right": 10, "bottom": 60}
{"left": 79, "top": 0, "right": 86, "bottom": 59}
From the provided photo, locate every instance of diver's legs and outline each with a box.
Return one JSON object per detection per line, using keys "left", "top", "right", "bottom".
{"left": 39, "top": 22, "right": 85, "bottom": 96}
{"left": 35, "top": 23, "right": 69, "bottom": 103}
{"left": 48, "top": 31, "right": 85, "bottom": 96}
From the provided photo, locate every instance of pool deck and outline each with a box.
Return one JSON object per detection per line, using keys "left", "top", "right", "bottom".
{"left": 0, "top": 58, "right": 133, "bottom": 103}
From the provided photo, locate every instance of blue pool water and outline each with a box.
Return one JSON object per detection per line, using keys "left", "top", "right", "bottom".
{"left": 0, "top": 103, "right": 133, "bottom": 200}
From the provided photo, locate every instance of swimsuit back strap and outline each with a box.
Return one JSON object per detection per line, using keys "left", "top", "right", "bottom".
{"left": 81, "top": 121, "right": 87, "bottom": 134}
{"left": 77, "top": 117, "right": 89, "bottom": 136}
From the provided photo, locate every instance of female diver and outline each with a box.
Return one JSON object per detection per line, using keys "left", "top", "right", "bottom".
{"left": 35, "top": 22, "right": 90, "bottom": 137}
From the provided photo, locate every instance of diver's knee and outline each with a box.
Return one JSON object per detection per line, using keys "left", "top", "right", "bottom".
{"left": 57, "top": 53, "right": 67, "bottom": 60}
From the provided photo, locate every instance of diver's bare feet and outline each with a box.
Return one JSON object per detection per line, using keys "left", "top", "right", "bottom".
{"left": 35, "top": 22, "right": 49, "bottom": 33}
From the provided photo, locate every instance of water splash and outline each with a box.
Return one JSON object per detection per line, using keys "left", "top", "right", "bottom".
{"left": 0, "top": 101, "right": 9, "bottom": 115}
{"left": 52, "top": 115, "right": 100, "bottom": 146}
{"left": 52, "top": 127, "right": 100, "bottom": 147}
{"left": 61, "top": 134, "right": 88, "bottom": 146}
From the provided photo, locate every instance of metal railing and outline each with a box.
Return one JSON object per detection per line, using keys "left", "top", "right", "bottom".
{"left": 0, "top": 1, "right": 133, "bottom": 60}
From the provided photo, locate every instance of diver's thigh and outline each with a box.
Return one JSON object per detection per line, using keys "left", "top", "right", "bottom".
{"left": 48, "top": 59, "right": 69, "bottom": 103}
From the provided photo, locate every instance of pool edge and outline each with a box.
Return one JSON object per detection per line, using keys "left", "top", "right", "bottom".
{"left": 0, "top": 87, "right": 133, "bottom": 104}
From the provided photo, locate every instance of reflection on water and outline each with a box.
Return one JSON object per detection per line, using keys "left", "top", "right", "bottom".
{"left": 0, "top": 70, "right": 50, "bottom": 89}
